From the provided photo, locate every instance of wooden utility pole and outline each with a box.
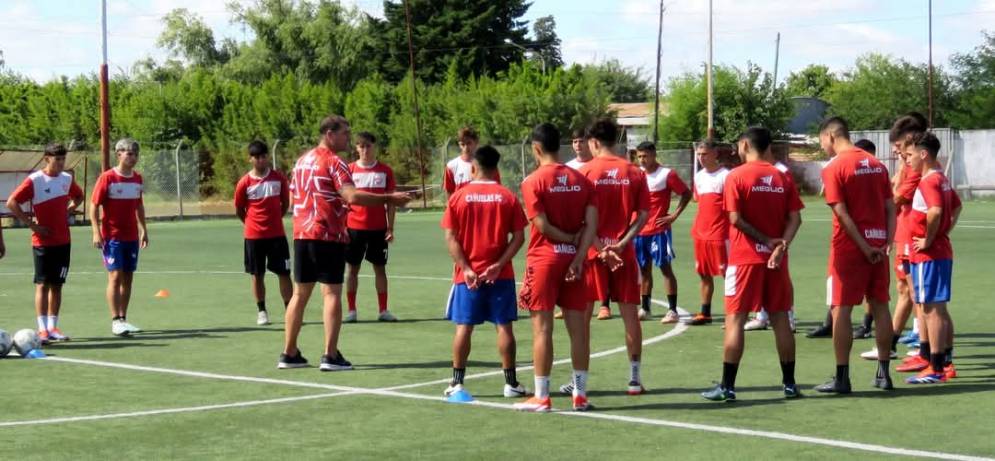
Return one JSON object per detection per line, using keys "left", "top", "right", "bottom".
{"left": 653, "top": 0, "right": 665, "bottom": 144}
{"left": 99, "top": 0, "right": 111, "bottom": 171}
{"left": 772, "top": 32, "right": 781, "bottom": 93}
{"left": 403, "top": 0, "right": 428, "bottom": 207}
{"left": 706, "top": 0, "right": 714, "bottom": 142}
{"left": 927, "top": 0, "right": 934, "bottom": 128}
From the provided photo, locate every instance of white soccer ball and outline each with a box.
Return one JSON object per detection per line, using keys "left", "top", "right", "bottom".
{"left": 0, "top": 329, "right": 11, "bottom": 358}
{"left": 12, "top": 329, "right": 40, "bottom": 355}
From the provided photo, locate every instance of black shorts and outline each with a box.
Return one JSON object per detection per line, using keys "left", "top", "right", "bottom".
{"left": 244, "top": 237, "right": 291, "bottom": 276}
{"left": 33, "top": 244, "right": 71, "bottom": 285}
{"left": 293, "top": 240, "right": 347, "bottom": 284}
{"left": 345, "top": 229, "right": 389, "bottom": 266}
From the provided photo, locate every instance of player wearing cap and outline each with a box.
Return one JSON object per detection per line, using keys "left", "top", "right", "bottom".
{"left": 443, "top": 126, "right": 500, "bottom": 196}
{"left": 6, "top": 143, "right": 84, "bottom": 344}
{"left": 91, "top": 138, "right": 149, "bottom": 336}
{"left": 686, "top": 140, "right": 729, "bottom": 326}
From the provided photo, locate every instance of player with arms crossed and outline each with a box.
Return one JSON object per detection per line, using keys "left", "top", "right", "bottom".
{"left": 701, "top": 127, "right": 803, "bottom": 402}
{"left": 686, "top": 140, "right": 730, "bottom": 326}
{"left": 441, "top": 145, "right": 528, "bottom": 400}
{"left": 514, "top": 124, "right": 598, "bottom": 412}
{"left": 234, "top": 140, "right": 291, "bottom": 326}
{"left": 91, "top": 138, "right": 149, "bottom": 336}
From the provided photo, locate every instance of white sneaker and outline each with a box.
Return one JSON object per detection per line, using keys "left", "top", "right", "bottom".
{"left": 861, "top": 347, "right": 898, "bottom": 360}
{"left": 377, "top": 310, "right": 398, "bottom": 322}
{"left": 559, "top": 382, "right": 574, "bottom": 395}
{"left": 444, "top": 383, "right": 464, "bottom": 397}
{"left": 638, "top": 308, "right": 652, "bottom": 320}
{"left": 503, "top": 383, "right": 529, "bottom": 397}
{"left": 907, "top": 348, "right": 920, "bottom": 357}
{"left": 112, "top": 320, "right": 129, "bottom": 337}
{"left": 121, "top": 321, "right": 142, "bottom": 333}
{"left": 660, "top": 310, "right": 680, "bottom": 324}
{"left": 344, "top": 310, "right": 358, "bottom": 323}
{"left": 744, "top": 318, "right": 769, "bottom": 331}
{"left": 257, "top": 311, "right": 270, "bottom": 326}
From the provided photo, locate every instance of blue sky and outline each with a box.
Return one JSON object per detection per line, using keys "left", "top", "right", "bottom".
{"left": 2, "top": 0, "right": 993, "bottom": 86}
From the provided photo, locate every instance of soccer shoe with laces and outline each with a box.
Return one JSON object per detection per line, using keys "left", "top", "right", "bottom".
{"left": 660, "top": 310, "right": 680, "bottom": 324}
{"left": 852, "top": 325, "right": 873, "bottom": 339}
{"left": 860, "top": 347, "right": 898, "bottom": 360}
{"left": 558, "top": 382, "right": 574, "bottom": 395}
{"left": 873, "top": 373, "right": 894, "bottom": 390}
{"left": 572, "top": 395, "right": 594, "bottom": 411}
{"left": 944, "top": 364, "right": 957, "bottom": 379}
{"left": 48, "top": 328, "right": 70, "bottom": 342}
{"left": 377, "top": 310, "right": 398, "bottom": 322}
{"left": 444, "top": 383, "right": 464, "bottom": 397}
{"left": 783, "top": 383, "right": 802, "bottom": 399}
{"left": 344, "top": 310, "right": 358, "bottom": 323}
{"left": 701, "top": 384, "right": 736, "bottom": 402}
{"left": 626, "top": 380, "right": 645, "bottom": 395}
{"left": 37, "top": 329, "right": 50, "bottom": 345}
{"left": 513, "top": 396, "right": 552, "bottom": 412}
{"left": 896, "top": 355, "right": 929, "bottom": 372}
{"left": 638, "top": 308, "right": 652, "bottom": 320}
{"left": 743, "top": 318, "right": 769, "bottom": 331}
{"left": 319, "top": 351, "right": 353, "bottom": 371}
{"left": 111, "top": 320, "right": 130, "bottom": 337}
{"left": 685, "top": 313, "right": 712, "bottom": 325}
{"left": 277, "top": 351, "right": 309, "bottom": 369}
{"left": 805, "top": 324, "right": 832, "bottom": 338}
{"left": 596, "top": 306, "right": 612, "bottom": 320}
{"left": 503, "top": 383, "right": 529, "bottom": 398}
{"left": 898, "top": 330, "right": 919, "bottom": 345}
{"left": 814, "top": 376, "right": 852, "bottom": 394}
{"left": 257, "top": 311, "right": 270, "bottom": 325}
{"left": 906, "top": 369, "right": 947, "bottom": 384}
{"left": 121, "top": 322, "right": 142, "bottom": 334}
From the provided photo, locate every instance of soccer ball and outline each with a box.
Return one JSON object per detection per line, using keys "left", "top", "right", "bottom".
{"left": 0, "top": 329, "right": 11, "bottom": 358}
{"left": 12, "top": 329, "right": 40, "bottom": 355}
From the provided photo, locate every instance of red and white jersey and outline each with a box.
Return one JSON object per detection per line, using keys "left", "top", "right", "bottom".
{"left": 692, "top": 167, "right": 730, "bottom": 241}
{"left": 92, "top": 168, "right": 144, "bottom": 241}
{"left": 443, "top": 156, "right": 500, "bottom": 194}
{"left": 290, "top": 146, "right": 355, "bottom": 242}
{"left": 347, "top": 161, "right": 396, "bottom": 231}
{"left": 565, "top": 157, "right": 590, "bottom": 170}
{"left": 908, "top": 169, "right": 960, "bottom": 262}
{"left": 579, "top": 155, "right": 649, "bottom": 255}
{"left": 234, "top": 169, "right": 288, "bottom": 239}
{"left": 724, "top": 161, "right": 804, "bottom": 265}
{"left": 895, "top": 166, "right": 922, "bottom": 253}
{"left": 639, "top": 165, "right": 688, "bottom": 235}
{"left": 11, "top": 171, "right": 83, "bottom": 247}
{"left": 521, "top": 164, "right": 595, "bottom": 261}
{"left": 822, "top": 147, "right": 893, "bottom": 255}
{"left": 441, "top": 180, "right": 528, "bottom": 284}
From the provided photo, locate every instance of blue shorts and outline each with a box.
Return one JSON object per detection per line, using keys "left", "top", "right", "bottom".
{"left": 103, "top": 240, "right": 139, "bottom": 272}
{"left": 634, "top": 230, "right": 675, "bottom": 269}
{"left": 445, "top": 280, "right": 518, "bottom": 326}
{"left": 910, "top": 259, "right": 952, "bottom": 304}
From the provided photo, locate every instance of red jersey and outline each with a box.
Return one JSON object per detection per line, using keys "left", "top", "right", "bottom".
{"left": 895, "top": 166, "right": 922, "bottom": 249}
{"left": 290, "top": 146, "right": 355, "bottom": 242}
{"left": 441, "top": 181, "right": 527, "bottom": 284}
{"left": 724, "top": 161, "right": 804, "bottom": 265}
{"left": 822, "top": 148, "right": 893, "bottom": 255}
{"left": 443, "top": 156, "right": 500, "bottom": 194}
{"left": 520, "top": 164, "right": 595, "bottom": 261}
{"left": 347, "top": 161, "right": 396, "bottom": 230}
{"left": 692, "top": 167, "right": 730, "bottom": 241}
{"left": 92, "top": 168, "right": 144, "bottom": 241}
{"left": 909, "top": 170, "right": 960, "bottom": 262}
{"left": 639, "top": 165, "right": 688, "bottom": 235}
{"left": 579, "top": 155, "right": 650, "bottom": 255}
{"left": 234, "top": 169, "right": 288, "bottom": 239}
{"left": 11, "top": 171, "right": 82, "bottom": 247}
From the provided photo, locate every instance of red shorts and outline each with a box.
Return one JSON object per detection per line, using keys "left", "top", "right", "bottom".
{"left": 724, "top": 263, "right": 792, "bottom": 314}
{"left": 586, "top": 249, "right": 641, "bottom": 305}
{"left": 519, "top": 257, "right": 589, "bottom": 311}
{"left": 694, "top": 239, "right": 728, "bottom": 276}
{"left": 827, "top": 251, "right": 891, "bottom": 306}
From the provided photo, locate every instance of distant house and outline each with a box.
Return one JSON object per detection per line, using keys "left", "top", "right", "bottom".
{"left": 609, "top": 102, "right": 668, "bottom": 149}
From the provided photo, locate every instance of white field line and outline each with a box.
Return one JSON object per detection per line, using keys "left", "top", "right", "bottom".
{"left": 0, "top": 391, "right": 356, "bottom": 428}
{"left": 28, "top": 356, "right": 994, "bottom": 461}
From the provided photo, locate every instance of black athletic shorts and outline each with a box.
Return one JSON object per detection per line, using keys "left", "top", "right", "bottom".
{"left": 345, "top": 229, "right": 389, "bottom": 266}
{"left": 244, "top": 237, "right": 291, "bottom": 276}
{"left": 33, "top": 244, "right": 71, "bottom": 285}
{"left": 293, "top": 239, "right": 346, "bottom": 284}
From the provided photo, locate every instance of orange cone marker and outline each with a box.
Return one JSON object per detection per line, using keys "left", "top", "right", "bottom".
{"left": 154, "top": 289, "right": 170, "bottom": 298}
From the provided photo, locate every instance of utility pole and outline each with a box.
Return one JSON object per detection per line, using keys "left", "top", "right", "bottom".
{"left": 927, "top": 0, "right": 934, "bottom": 128}
{"left": 99, "top": 0, "right": 111, "bottom": 171}
{"left": 403, "top": 0, "right": 428, "bottom": 207}
{"left": 772, "top": 32, "right": 781, "bottom": 93}
{"left": 706, "top": 0, "right": 714, "bottom": 142}
{"left": 653, "top": 0, "right": 665, "bottom": 144}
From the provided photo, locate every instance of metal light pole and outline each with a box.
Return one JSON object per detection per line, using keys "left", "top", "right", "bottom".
{"left": 653, "top": 0, "right": 665, "bottom": 144}
{"left": 99, "top": 0, "right": 111, "bottom": 171}
{"left": 927, "top": 0, "right": 934, "bottom": 128}
{"left": 706, "top": 0, "right": 714, "bottom": 142}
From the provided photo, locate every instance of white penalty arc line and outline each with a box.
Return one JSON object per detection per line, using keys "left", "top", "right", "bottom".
{"left": 26, "top": 356, "right": 994, "bottom": 461}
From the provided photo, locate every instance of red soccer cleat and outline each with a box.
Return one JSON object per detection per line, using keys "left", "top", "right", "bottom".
{"left": 896, "top": 355, "right": 929, "bottom": 372}
{"left": 944, "top": 363, "right": 957, "bottom": 379}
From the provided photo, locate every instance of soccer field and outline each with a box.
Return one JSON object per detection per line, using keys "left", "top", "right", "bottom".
{"left": 1, "top": 199, "right": 993, "bottom": 460}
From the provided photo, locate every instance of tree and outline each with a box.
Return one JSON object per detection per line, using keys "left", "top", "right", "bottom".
{"left": 783, "top": 64, "right": 836, "bottom": 99}
{"left": 583, "top": 59, "right": 652, "bottom": 103}
{"left": 949, "top": 31, "right": 995, "bottom": 129}
{"left": 370, "top": 0, "right": 531, "bottom": 84}
{"left": 156, "top": 9, "right": 231, "bottom": 67}
{"left": 531, "top": 15, "right": 562, "bottom": 71}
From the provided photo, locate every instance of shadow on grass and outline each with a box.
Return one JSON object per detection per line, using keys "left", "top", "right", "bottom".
{"left": 42, "top": 342, "right": 166, "bottom": 351}
{"left": 357, "top": 359, "right": 517, "bottom": 370}
{"left": 344, "top": 318, "right": 446, "bottom": 325}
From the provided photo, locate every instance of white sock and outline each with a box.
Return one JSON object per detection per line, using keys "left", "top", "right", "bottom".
{"left": 756, "top": 309, "right": 769, "bottom": 322}
{"left": 911, "top": 318, "right": 919, "bottom": 334}
{"left": 37, "top": 316, "right": 47, "bottom": 331}
{"left": 572, "top": 370, "right": 588, "bottom": 397}
{"left": 630, "top": 361, "right": 641, "bottom": 383}
{"left": 46, "top": 316, "right": 58, "bottom": 330}
{"left": 534, "top": 376, "right": 550, "bottom": 399}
